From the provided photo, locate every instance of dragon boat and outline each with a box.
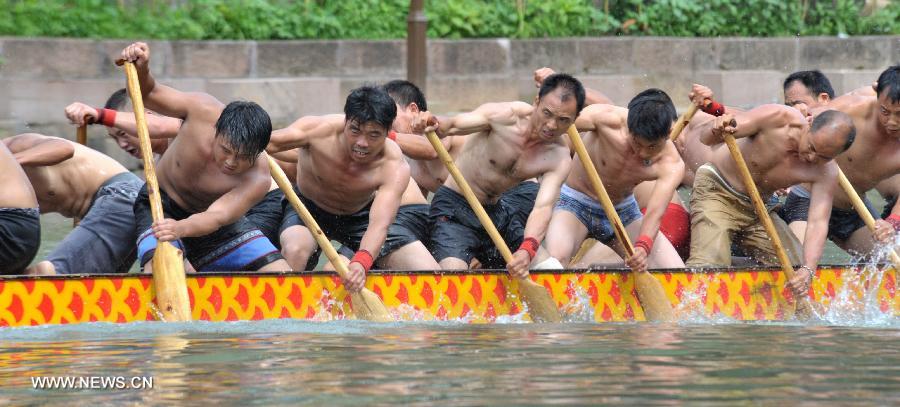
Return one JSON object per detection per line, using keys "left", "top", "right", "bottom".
{"left": 0, "top": 265, "right": 896, "bottom": 328}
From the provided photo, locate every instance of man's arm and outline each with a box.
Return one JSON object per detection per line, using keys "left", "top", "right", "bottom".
{"left": 120, "top": 42, "right": 222, "bottom": 122}
{"left": 437, "top": 102, "right": 523, "bottom": 138}
{"left": 637, "top": 154, "right": 686, "bottom": 243}
{"left": 359, "top": 159, "right": 410, "bottom": 258}
{"left": 507, "top": 148, "right": 572, "bottom": 277}
{"left": 697, "top": 104, "right": 792, "bottom": 146}
{"left": 268, "top": 114, "right": 343, "bottom": 153}
{"left": 3, "top": 134, "right": 75, "bottom": 167}
{"left": 573, "top": 103, "right": 627, "bottom": 134}
{"left": 65, "top": 102, "right": 182, "bottom": 139}
{"left": 159, "top": 160, "right": 270, "bottom": 239}
{"left": 522, "top": 152, "right": 572, "bottom": 242}
{"left": 801, "top": 164, "right": 838, "bottom": 277}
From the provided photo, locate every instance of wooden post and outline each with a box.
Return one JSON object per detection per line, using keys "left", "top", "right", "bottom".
{"left": 407, "top": 0, "right": 427, "bottom": 93}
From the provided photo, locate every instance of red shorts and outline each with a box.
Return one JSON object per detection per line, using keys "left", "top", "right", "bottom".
{"left": 641, "top": 203, "right": 691, "bottom": 260}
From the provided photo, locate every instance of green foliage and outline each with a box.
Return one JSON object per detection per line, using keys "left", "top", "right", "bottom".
{"left": 0, "top": 0, "right": 896, "bottom": 39}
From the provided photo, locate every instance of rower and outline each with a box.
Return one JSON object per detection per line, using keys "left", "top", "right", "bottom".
{"left": 0, "top": 141, "right": 40, "bottom": 275}
{"left": 4, "top": 133, "right": 143, "bottom": 275}
{"left": 120, "top": 41, "right": 289, "bottom": 273}
{"left": 544, "top": 87, "right": 688, "bottom": 271}
{"left": 426, "top": 73, "right": 580, "bottom": 276}
{"left": 267, "top": 85, "right": 438, "bottom": 290}
{"left": 66, "top": 89, "right": 292, "bottom": 252}
{"left": 778, "top": 66, "right": 900, "bottom": 258}
{"left": 686, "top": 92, "right": 856, "bottom": 299}
{"left": 536, "top": 67, "right": 692, "bottom": 263}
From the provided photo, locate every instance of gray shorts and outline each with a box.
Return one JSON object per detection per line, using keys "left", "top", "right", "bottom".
{"left": 46, "top": 172, "right": 143, "bottom": 274}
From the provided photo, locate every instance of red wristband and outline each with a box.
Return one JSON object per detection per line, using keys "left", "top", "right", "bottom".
{"left": 518, "top": 237, "right": 539, "bottom": 260}
{"left": 95, "top": 108, "right": 117, "bottom": 127}
{"left": 634, "top": 234, "right": 654, "bottom": 254}
{"left": 887, "top": 214, "right": 900, "bottom": 231}
{"left": 387, "top": 130, "right": 397, "bottom": 141}
{"left": 701, "top": 100, "right": 725, "bottom": 117}
{"left": 350, "top": 249, "right": 374, "bottom": 273}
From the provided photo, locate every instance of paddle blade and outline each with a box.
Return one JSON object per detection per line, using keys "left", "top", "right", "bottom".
{"left": 350, "top": 289, "right": 393, "bottom": 322}
{"left": 151, "top": 242, "right": 191, "bottom": 322}
{"left": 519, "top": 278, "right": 562, "bottom": 323}
{"left": 633, "top": 271, "right": 675, "bottom": 322}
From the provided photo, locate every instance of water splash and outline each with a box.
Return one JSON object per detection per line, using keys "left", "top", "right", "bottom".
{"left": 817, "top": 237, "right": 898, "bottom": 327}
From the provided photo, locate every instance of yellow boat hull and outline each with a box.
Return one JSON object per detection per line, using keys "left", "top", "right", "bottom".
{"left": 0, "top": 267, "right": 896, "bottom": 327}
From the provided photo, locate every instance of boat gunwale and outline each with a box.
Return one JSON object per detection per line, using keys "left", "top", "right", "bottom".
{"left": 0, "top": 264, "right": 885, "bottom": 281}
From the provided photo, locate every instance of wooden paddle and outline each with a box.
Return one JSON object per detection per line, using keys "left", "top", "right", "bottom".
{"left": 565, "top": 126, "right": 675, "bottom": 322}
{"left": 717, "top": 118, "right": 813, "bottom": 319}
{"left": 425, "top": 131, "right": 561, "bottom": 322}
{"left": 669, "top": 99, "right": 715, "bottom": 142}
{"left": 836, "top": 167, "right": 900, "bottom": 269}
{"left": 121, "top": 61, "right": 192, "bottom": 322}
{"left": 73, "top": 124, "right": 87, "bottom": 227}
{"left": 669, "top": 104, "right": 700, "bottom": 141}
{"left": 266, "top": 156, "right": 392, "bottom": 322}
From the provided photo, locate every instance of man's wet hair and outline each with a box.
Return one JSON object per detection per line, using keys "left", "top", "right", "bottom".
{"left": 538, "top": 73, "right": 586, "bottom": 115}
{"left": 382, "top": 80, "right": 427, "bottom": 111}
{"left": 812, "top": 109, "right": 856, "bottom": 152}
{"left": 104, "top": 88, "right": 129, "bottom": 110}
{"left": 783, "top": 70, "right": 835, "bottom": 99}
{"left": 214, "top": 101, "right": 272, "bottom": 164}
{"left": 875, "top": 65, "right": 900, "bottom": 103}
{"left": 344, "top": 85, "right": 397, "bottom": 132}
{"left": 626, "top": 89, "right": 677, "bottom": 142}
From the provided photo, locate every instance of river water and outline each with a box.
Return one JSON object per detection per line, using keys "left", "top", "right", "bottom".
{"left": 0, "top": 318, "right": 897, "bottom": 405}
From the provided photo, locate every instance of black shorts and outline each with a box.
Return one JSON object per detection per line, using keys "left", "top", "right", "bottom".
{"left": 0, "top": 207, "right": 41, "bottom": 275}
{"left": 246, "top": 188, "right": 285, "bottom": 250}
{"left": 280, "top": 188, "right": 430, "bottom": 268}
{"left": 135, "top": 185, "right": 283, "bottom": 271}
{"left": 779, "top": 187, "right": 878, "bottom": 242}
{"left": 429, "top": 181, "right": 538, "bottom": 268}
{"left": 336, "top": 203, "right": 432, "bottom": 267}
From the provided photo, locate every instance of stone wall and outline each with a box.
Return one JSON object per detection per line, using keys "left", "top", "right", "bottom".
{"left": 0, "top": 36, "right": 895, "bottom": 166}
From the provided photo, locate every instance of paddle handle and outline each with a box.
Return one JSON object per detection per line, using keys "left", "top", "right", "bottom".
{"left": 123, "top": 61, "right": 191, "bottom": 322}
{"left": 836, "top": 167, "right": 900, "bottom": 268}
{"left": 73, "top": 125, "right": 87, "bottom": 227}
{"left": 669, "top": 104, "right": 700, "bottom": 142}
{"left": 722, "top": 134, "right": 796, "bottom": 276}
{"left": 267, "top": 156, "right": 354, "bottom": 280}
{"left": 566, "top": 126, "right": 634, "bottom": 257}
{"left": 425, "top": 131, "right": 514, "bottom": 263}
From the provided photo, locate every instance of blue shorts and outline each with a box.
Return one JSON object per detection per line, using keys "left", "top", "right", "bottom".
{"left": 553, "top": 183, "right": 642, "bottom": 244}
{"left": 134, "top": 185, "right": 283, "bottom": 272}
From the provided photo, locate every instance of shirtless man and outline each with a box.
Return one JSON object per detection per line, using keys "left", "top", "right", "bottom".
{"left": 120, "top": 42, "right": 288, "bottom": 273}
{"left": 687, "top": 101, "right": 856, "bottom": 298}
{"left": 545, "top": 88, "right": 687, "bottom": 271}
{"left": 4, "top": 133, "right": 143, "bottom": 275}
{"left": 779, "top": 67, "right": 900, "bottom": 257}
{"left": 268, "top": 86, "right": 437, "bottom": 291}
{"left": 0, "top": 142, "right": 40, "bottom": 275}
{"left": 535, "top": 68, "right": 693, "bottom": 263}
{"left": 427, "top": 73, "right": 580, "bottom": 276}
{"left": 65, "top": 90, "right": 289, "bottom": 251}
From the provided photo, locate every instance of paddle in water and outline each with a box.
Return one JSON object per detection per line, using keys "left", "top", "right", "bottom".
{"left": 119, "top": 61, "right": 192, "bottom": 322}
{"left": 425, "top": 131, "right": 561, "bottom": 323}
{"left": 267, "top": 156, "right": 393, "bottom": 322}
